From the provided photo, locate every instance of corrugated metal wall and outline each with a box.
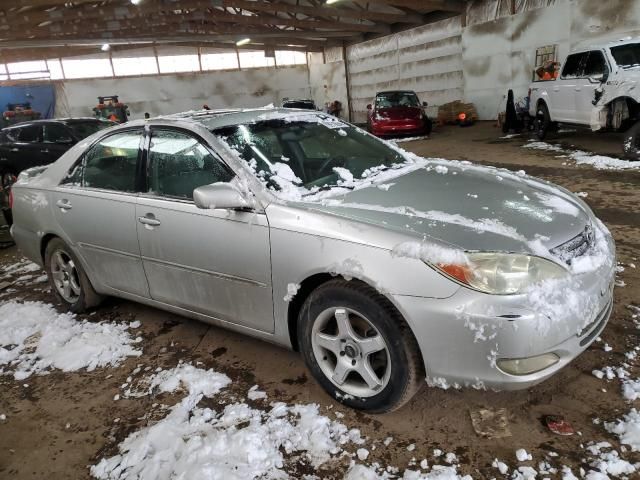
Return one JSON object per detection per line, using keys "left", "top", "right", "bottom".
{"left": 345, "top": 17, "right": 463, "bottom": 124}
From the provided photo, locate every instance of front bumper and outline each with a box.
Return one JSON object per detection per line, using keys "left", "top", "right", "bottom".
{"left": 392, "top": 260, "right": 615, "bottom": 391}
{"left": 371, "top": 120, "right": 425, "bottom": 136}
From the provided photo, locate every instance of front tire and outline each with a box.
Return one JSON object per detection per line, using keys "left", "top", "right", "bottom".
{"left": 1, "top": 208, "right": 12, "bottom": 227}
{"left": 0, "top": 171, "right": 16, "bottom": 226}
{"left": 623, "top": 120, "right": 640, "bottom": 161}
{"left": 297, "top": 279, "right": 423, "bottom": 413}
{"left": 44, "top": 238, "right": 103, "bottom": 313}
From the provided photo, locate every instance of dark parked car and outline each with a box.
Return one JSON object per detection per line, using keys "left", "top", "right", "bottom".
{"left": 366, "top": 90, "right": 432, "bottom": 137}
{"left": 0, "top": 118, "right": 114, "bottom": 225}
{"left": 282, "top": 99, "right": 317, "bottom": 110}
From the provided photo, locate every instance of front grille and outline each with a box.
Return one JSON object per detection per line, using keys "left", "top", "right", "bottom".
{"left": 550, "top": 224, "right": 595, "bottom": 264}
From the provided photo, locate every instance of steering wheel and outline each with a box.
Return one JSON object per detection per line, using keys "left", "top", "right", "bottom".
{"left": 317, "top": 155, "right": 347, "bottom": 176}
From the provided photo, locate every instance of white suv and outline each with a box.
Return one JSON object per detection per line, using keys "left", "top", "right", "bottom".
{"left": 528, "top": 38, "right": 640, "bottom": 160}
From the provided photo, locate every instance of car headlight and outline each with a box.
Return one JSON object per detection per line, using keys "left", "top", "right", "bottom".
{"left": 433, "top": 252, "right": 568, "bottom": 295}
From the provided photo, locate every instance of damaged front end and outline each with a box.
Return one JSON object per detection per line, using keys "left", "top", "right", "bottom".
{"left": 590, "top": 77, "right": 639, "bottom": 132}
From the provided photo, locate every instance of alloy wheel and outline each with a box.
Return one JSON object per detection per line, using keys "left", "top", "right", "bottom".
{"left": 50, "top": 249, "right": 81, "bottom": 303}
{"left": 311, "top": 307, "right": 391, "bottom": 398}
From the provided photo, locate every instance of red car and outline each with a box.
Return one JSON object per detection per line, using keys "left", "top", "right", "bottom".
{"left": 366, "top": 90, "right": 432, "bottom": 137}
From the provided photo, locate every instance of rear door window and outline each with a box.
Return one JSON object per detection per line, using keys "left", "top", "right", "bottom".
{"left": 147, "top": 129, "right": 234, "bottom": 200}
{"left": 582, "top": 51, "right": 608, "bottom": 77}
{"left": 64, "top": 129, "right": 142, "bottom": 192}
{"left": 561, "top": 53, "right": 588, "bottom": 78}
{"left": 66, "top": 121, "right": 113, "bottom": 140}
{"left": 43, "top": 123, "right": 73, "bottom": 143}
{"left": 17, "top": 125, "right": 42, "bottom": 143}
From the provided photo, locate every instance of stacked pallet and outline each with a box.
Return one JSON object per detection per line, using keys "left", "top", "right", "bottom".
{"left": 436, "top": 100, "right": 479, "bottom": 125}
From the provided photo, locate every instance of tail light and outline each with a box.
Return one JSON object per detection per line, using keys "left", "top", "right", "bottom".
{"left": 8, "top": 188, "right": 13, "bottom": 209}
{"left": 528, "top": 88, "right": 531, "bottom": 99}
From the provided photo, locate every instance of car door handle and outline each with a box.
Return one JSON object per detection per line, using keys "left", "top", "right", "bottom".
{"left": 138, "top": 215, "right": 161, "bottom": 226}
{"left": 56, "top": 199, "right": 72, "bottom": 210}
{"left": 10, "top": 148, "right": 18, "bottom": 152}
{"left": 40, "top": 149, "right": 49, "bottom": 154}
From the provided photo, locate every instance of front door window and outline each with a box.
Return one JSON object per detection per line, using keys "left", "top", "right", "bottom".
{"left": 147, "top": 129, "right": 234, "bottom": 199}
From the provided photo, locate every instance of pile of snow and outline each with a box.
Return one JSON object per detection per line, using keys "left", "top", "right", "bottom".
{"left": 515, "top": 449, "right": 532, "bottom": 462}
{"left": 389, "top": 135, "right": 429, "bottom": 144}
{"left": 0, "top": 301, "right": 142, "bottom": 380}
{"left": 344, "top": 464, "right": 471, "bottom": 479}
{"left": 605, "top": 409, "right": 640, "bottom": 452}
{"left": 92, "top": 364, "right": 364, "bottom": 480}
{"left": 570, "top": 150, "right": 640, "bottom": 171}
{"left": 0, "top": 259, "right": 41, "bottom": 278}
{"left": 96, "top": 363, "right": 484, "bottom": 480}
{"left": 523, "top": 141, "right": 564, "bottom": 153}
{"left": 524, "top": 140, "right": 640, "bottom": 171}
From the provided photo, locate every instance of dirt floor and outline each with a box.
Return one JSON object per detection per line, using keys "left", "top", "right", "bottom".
{"left": 1, "top": 121, "right": 639, "bottom": 479}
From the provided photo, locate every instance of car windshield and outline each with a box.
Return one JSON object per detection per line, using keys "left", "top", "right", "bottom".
{"left": 213, "top": 115, "right": 406, "bottom": 195}
{"left": 610, "top": 43, "right": 640, "bottom": 69}
{"left": 66, "top": 120, "right": 113, "bottom": 140}
{"left": 375, "top": 92, "right": 420, "bottom": 109}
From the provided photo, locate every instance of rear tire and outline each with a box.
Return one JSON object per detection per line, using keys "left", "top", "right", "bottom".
{"left": 423, "top": 117, "right": 433, "bottom": 136}
{"left": 44, "top": 238, "right": 103, "bottom": 313}
{"left": 534, "top": 103, "right": 553, "bottom": 140}
{"left": 622, "top": 120, "right": 640, "bottom": 161}
{"left": 297, "top": 279, "right": 423, "bottom": 413}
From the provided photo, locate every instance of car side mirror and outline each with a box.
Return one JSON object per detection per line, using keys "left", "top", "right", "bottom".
{"left": 366, "top": 104, "right": 372, "bottom": 110}
{"left": 55, "top": 137, "right": 74, "bottom": 145}
{"left": 589, "top": 74, "right": 604, "bottom": 83}
{"left": 422, "top": 101, "right": 428, "bottom": 107}
{"left": 193, "top": 182, "right": 250, "bottom": 210}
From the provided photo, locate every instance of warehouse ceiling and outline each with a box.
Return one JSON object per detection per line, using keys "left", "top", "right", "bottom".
{"left": 0, "top": 0, "right": 465, "bottom": 63}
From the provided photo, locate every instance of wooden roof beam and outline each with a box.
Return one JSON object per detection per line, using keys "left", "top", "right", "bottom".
{"left": 354, "top": 0, "right": 464, "bottom": 13}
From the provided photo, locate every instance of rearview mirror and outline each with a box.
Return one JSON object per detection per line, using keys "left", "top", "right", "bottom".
{"left": 366, "top": 104, "right": 372, "bottom": 110}
{"left": 422, "top": 101, "right": 428, "bottom": 107}
{"left": 193, "top": 183, "right": 250, "bottom": 210}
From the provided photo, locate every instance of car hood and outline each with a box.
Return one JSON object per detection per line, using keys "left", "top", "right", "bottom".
{"left": 375, "top": 106, "right": 421, "bottom": 120}
{"left": 303, "top": 163, "right": 590, "bottom": 254}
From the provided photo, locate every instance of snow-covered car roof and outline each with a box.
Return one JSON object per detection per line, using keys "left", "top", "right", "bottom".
{"left": 166, "top": 107, "right": 330, "bottom": 131}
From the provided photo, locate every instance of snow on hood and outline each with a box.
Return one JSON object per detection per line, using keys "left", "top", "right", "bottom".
{"left": 304, "top": 159, "right": 591, "bottom": 256}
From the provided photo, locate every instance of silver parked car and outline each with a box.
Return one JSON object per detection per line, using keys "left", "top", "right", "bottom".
{"left": 10, "top": 109, "right": 615, "bottom": 412}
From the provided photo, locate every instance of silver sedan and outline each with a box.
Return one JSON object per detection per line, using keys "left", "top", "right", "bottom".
{"left": 10, "top": 109, "right": 615, "bottom": 412}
